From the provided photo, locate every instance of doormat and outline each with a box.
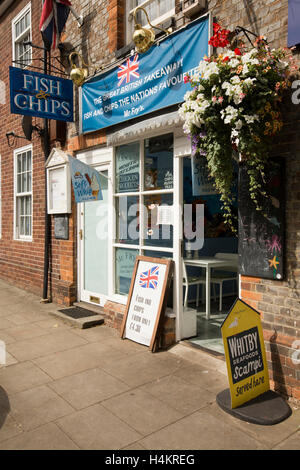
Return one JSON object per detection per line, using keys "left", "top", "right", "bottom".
{"left": 58, "top": 307, "right": 97, "bottom": 319}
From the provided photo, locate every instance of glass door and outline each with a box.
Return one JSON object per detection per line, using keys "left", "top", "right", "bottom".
{"left": 79, "top": 167, "right": 110, "bottom": 307}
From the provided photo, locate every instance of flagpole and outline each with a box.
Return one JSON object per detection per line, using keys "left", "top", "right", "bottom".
{"left": 69, "top": 6, "right": 83, "bottom": 27}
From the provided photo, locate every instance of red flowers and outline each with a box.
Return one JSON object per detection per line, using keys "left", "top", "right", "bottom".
{"left": 234, "top": 48, "right": 242, "bottom": 55}
{"left": 209, "top": 23, "right": 230, "bottom": 48}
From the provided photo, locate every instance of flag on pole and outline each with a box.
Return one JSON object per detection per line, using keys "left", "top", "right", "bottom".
{"left": 39, "top": 0, "right": 72, "bottom": 49}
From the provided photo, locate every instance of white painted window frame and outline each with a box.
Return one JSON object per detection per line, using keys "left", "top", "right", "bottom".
{"left": 12, "top": 2, "right": 32, "bottom": 69}
{"left": 112, "top": 130, "right": 175, "bottom": 305}
{"left": 13, "top": 144, "right": 33, "bottom": 242}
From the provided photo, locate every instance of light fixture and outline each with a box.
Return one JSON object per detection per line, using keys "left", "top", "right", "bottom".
{"left": 69, "top": 52, "right": 89, "bottom": 87}
{"left": 132, "top": 6, "right": 171, "bottom": 54}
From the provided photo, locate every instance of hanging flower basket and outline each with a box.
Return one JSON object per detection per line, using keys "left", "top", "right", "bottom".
{"left": 179, "top": 23, "right": 297, "bottom": 230}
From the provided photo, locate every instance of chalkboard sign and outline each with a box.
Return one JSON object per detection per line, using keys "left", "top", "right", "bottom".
{"left": 238, "top": 158, "right": 285, "bottom": 280}
{"left": 120, "top": 256, "right": 173, "bottom": 352}
{"left": 54, "top": 214, "right": 69, "bottom": 240}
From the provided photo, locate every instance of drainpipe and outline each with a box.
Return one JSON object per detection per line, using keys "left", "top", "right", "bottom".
{"left": 41, "top": 43, "right": 51, "bottom": 302}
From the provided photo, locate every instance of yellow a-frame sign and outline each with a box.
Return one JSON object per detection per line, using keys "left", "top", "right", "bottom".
{"left": 221, "top": 299, "right": 270, "bottom": 409}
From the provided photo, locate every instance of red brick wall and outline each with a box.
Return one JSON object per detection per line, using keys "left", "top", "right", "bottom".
{"left": 0, "top": 0, "right": 77, "bottom": 305}
{"left": 0, "top": 0, "right": 45, "bottom": 296}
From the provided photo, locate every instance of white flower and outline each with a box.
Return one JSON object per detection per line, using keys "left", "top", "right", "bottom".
{"left": 244, "top": 114, "right": 259, "bottom": 124}
{"left": 241, "top": 48, "right": 258, "bottom": 65}
{"left": 229, "top": 59, "right": 240, "bottom": 68}
{"left": 278, "top": 60, "right": 289, "bottom": 70}
{"left": 198, "top": 60, "right": 219, "bottom": 80}
{"left": 242, "top": 64, "right": 249, "bottom": 75}
{"left": 184, "top": 90, "right": 194, "bottom": 101}
{"left": 235, "top": 119, "right": 243, "bottom": 130}
{"left": 231, "top": 129, "right": 240, "bottom": 146}
{"left": 243, "top": 77, "right": 256, "bottom": 87}
{"left": 231, "top": 75, "right": 241, "bottom": 84}
{"left": 221, "top": 105, "right": 238, "bottom": 124}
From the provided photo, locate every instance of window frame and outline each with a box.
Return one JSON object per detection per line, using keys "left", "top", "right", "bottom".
{"left": 113, "top": 132, "right": 174, "bottom": 297}
{"left": 126, "top": 0, "right": 176, "bottom": 44}
{"left": 14, "top": 144, "right": 33, "bottom": 242}
{"left": 12, "top": 2, "right": 32, "bottom": 69}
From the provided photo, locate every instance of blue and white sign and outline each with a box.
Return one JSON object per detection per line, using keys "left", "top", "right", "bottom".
{"left": 81, "top": 16, "right": 209, "bottom": 133}
{"left": 68, "top": 156, "right": 103, "bottom": 203}
{"left": 10, "top": 66, "right": 74, "bottom": 122}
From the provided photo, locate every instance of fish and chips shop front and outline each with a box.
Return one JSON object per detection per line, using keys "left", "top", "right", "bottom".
{"left": 75, "top": 14, "right": 239, "bottom": 354}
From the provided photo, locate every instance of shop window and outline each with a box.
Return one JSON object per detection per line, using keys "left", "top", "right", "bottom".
{"left": 144, "top": 134, "right": 173, "bottom": 191}
{"left": 114, "top": 133, "right": 174, "bottom": 296}
{"left": 14, "top": 146, "right": 32, "bottom": 240}
{"left": 12, "top": 3, "right": 32, "bottom": 69}
{"left": 143, "top": 193, "right": 173, "bottom": 248}
{"left": 116, "top": 195, "right": 140, "bottom": 245}
{"left": 126, "top": 0, "right": 175, "bottom": 44}
{"left": 115, "top": 142, "right": 140, "bottom": 193}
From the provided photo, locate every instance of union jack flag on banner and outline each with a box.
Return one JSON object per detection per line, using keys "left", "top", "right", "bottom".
{"left": 139, "top": 265, "right": 159, "bottom": 289}
{"left": 39, "top": 0, "right": 72, "bottom": 49}
{"left": 117, "top": 54, "right": 139, "bottom": 87}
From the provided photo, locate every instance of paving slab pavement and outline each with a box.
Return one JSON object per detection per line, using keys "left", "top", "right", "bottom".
{"left": 0, "top": 279, "right": 299, "bottom": 450}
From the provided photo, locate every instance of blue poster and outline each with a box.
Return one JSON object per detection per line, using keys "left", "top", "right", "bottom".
{"left": 288, "top": 0, "right": 300, "bottom": 47}
{"left": 81, "top": 15, "right": 209, "bottom": 133}
{"left": 10, "top": 66, "right": 74, "bottom": 122}
{"left": 68, "top": 156, "right": 103, "bottom": 203}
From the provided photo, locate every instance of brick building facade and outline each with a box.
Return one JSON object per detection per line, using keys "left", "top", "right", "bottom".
{"left": 0, "top": 0, "right": 299, "bottom": 402}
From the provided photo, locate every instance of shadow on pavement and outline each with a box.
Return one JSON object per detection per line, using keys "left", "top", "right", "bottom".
{"left": 0, "top": 386, "right": 10, "bottom": 430}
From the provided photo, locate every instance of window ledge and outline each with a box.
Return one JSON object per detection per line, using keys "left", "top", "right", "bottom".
{"left": 106, "top": 294, "right": 128, "bottom": 306}
{"left": 14, "top": 237, "right": 33, "bottom": 243}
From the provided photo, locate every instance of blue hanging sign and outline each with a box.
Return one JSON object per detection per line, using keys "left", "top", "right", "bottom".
{"left": 81, "top": 15, "right": 209, "bottom": 134}
{"left": 9, "top": 66, "right": 74, "bottom": 122}
{"left": 68, "top": 155, "right": 103, "bottom": 203}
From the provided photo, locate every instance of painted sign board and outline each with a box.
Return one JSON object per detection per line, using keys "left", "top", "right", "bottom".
{"left": 221, "top": 298, "right": 270, "bottom": 409}
{"left": 68, "top": 155, "right": 103, "bottom": 203}
{"left": 121, "top": 256, "right": 173, "bottom": 351}
{"left": 81, "top": 15, "right": 209, "bottom": 133}
{"left": 9, "top": 66, "right": 74, "bottom": 122}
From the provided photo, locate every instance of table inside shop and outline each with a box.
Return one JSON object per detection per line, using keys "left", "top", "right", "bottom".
{"left": 184, "top": 257, "right": 239, "bottom": 320}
